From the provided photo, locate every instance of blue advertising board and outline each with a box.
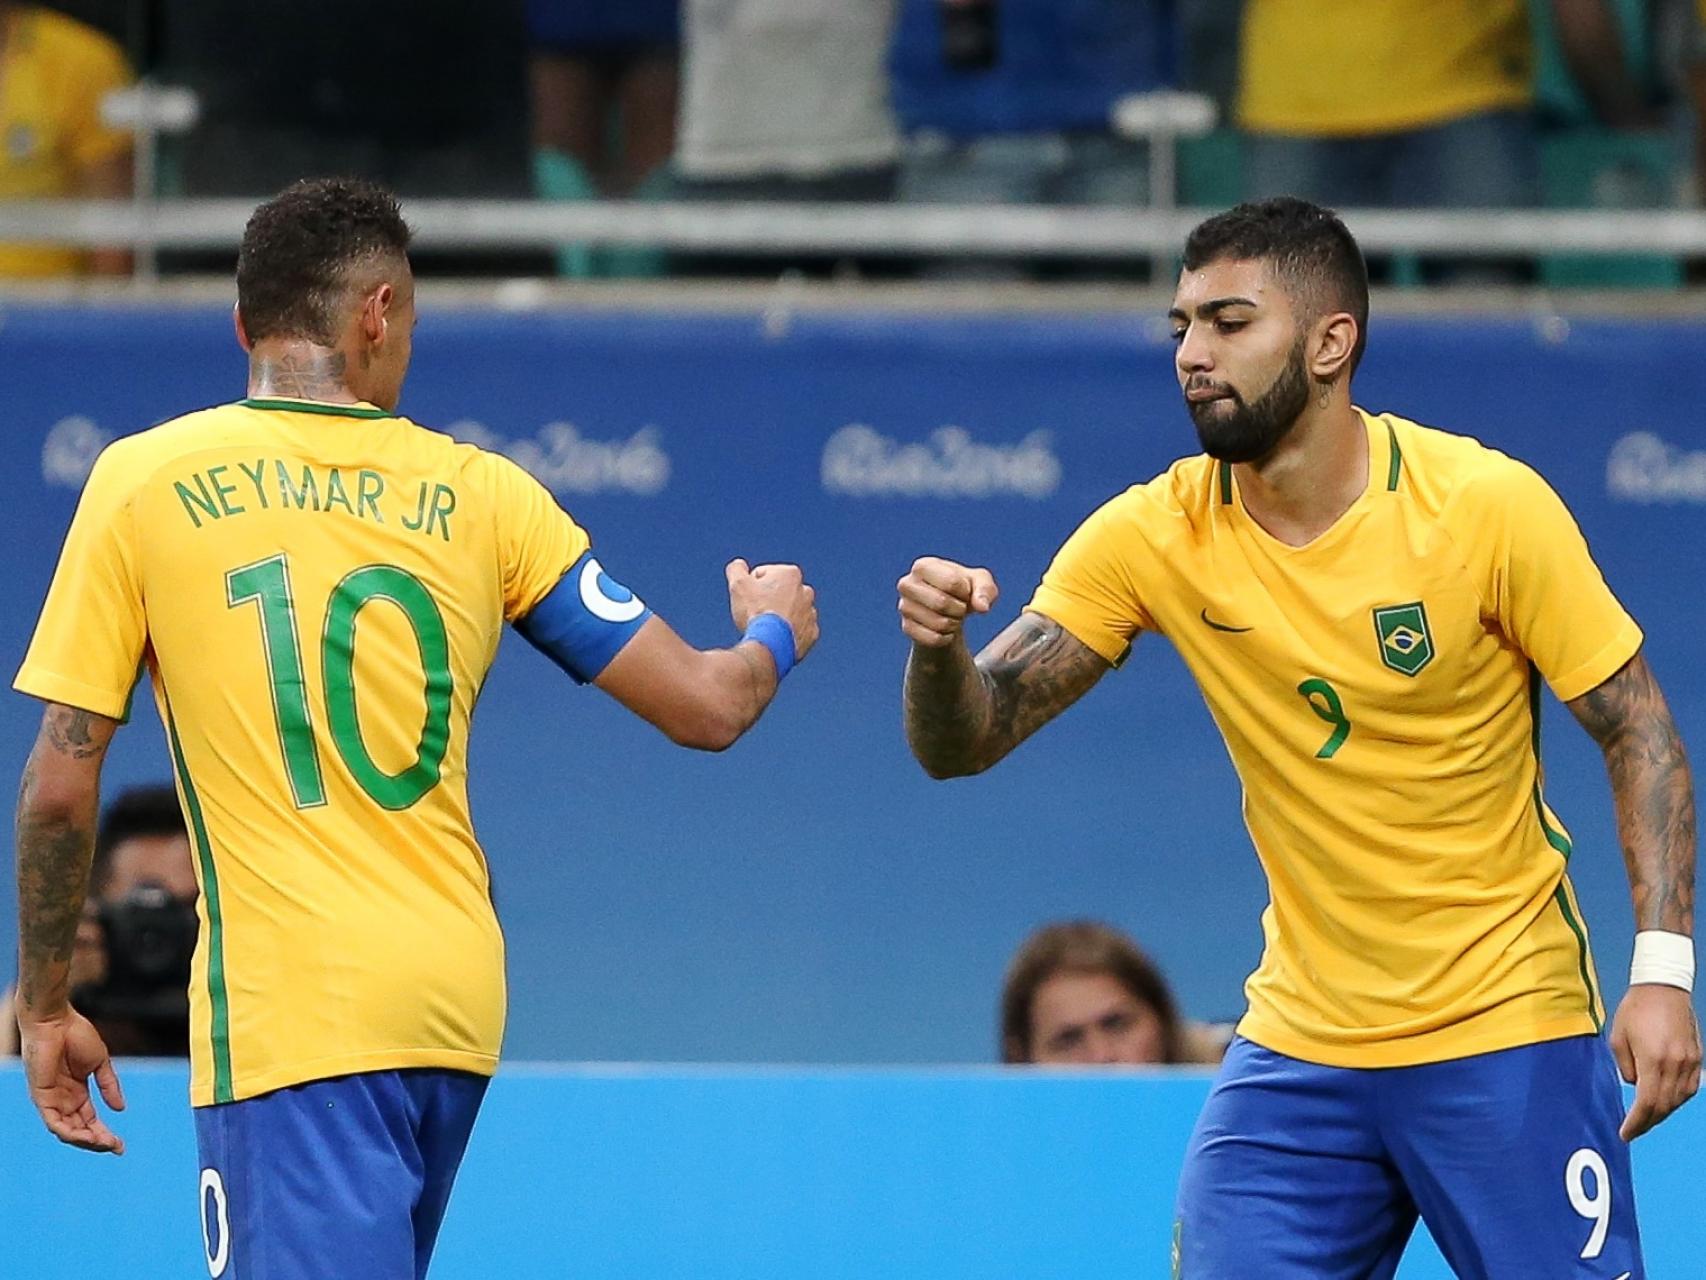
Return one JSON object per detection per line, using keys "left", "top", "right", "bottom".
{"left": 4, "top": 1061, "right": 1704, "bottom": 1279}
{"left": 0, "top": 300, "right": 1701, "bottom": 1074}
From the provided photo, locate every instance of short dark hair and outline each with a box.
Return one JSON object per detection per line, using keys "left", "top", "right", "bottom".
{"left": 999, "top": 920, "right": 1184, "bottom": 1063}
{"left": 236, "top": 177, "right": 412, "bottom": 345}
{"left": 1182, "top": 197, "right": 1369, "bottom": 374}
{"left": 91, "top": 785, "right": 189, "bottom": 899}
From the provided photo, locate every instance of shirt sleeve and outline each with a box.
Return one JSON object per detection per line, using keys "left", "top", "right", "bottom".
{"left": 1026, "top": 493, "right": 1156, "bottom": 665}
{"left": 1471, "top": 457, "right": 1643, "bottom": 703}
{"left": 64, "top": 26, "right": 134, "bottom": 171}
{"left": 480, "top": 451, "right": 593, "bottom": 623}
{"left": 14, "top": 441, "right": 147, "bottom": 719}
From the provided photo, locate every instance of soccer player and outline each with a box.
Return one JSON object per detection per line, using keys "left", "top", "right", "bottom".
{"left": 898, "top": 198, "right": 1698, "bottom": 1276}
{"left": 13, "top": 177, "right": 818, "bottom": 1279}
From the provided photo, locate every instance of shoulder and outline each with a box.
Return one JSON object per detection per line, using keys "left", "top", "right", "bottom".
{"left": 1371, "top": 409, "right": 1552, "bottom": 521}
{"left": 1085, "top": 453, "right": 1220, "bottom": 541}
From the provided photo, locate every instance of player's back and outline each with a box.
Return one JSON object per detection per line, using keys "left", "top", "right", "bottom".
{"left": 29, "top": 396, "right": 589, "bottom": 1104}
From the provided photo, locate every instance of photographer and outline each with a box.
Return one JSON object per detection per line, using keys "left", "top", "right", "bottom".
{"left": 4, "top": 785, "right": 196, "bottom": 1057}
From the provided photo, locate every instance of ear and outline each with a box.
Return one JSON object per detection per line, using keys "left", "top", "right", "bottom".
{"left": 1308, "top": 310, "right": 1358, "bottom": 383}
{"left": 1001, "top": 1034, "right": 1029, "bottom": 1064}
{"left": 361, "top": 282, "right": 395, "bottom": 346}
{"left": 233, "top": 304, "right": 252, "bottom": 353}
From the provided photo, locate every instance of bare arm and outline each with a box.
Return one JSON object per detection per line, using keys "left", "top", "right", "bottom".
{"left": 905, "top": 612, "right": 1110, "bottom": 778}
{"left": 593, "top": 559, "right": 818, "bottom": 752}
{"left": 1566, "top": 652, "right": 1700, "bottom": 1139}
{"left": 14, "top": 703, "right": 127, "bottom": 1155}
{"left": 1549, "top": 0, "right": 1659, "bottom": 129}
{"left": 594, "top": 615, "right": 785, "bottom": 751}
{"left": 1566, "top": 653, "right": 1695, "bottom": 936}
{"left": 16, "top": 705, "right": 115, "bottom": 1017}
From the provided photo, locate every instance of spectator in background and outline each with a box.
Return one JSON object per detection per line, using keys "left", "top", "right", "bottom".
{"left": 527, "top": 0, "right": 679, "bottom": 200}
{"left": 3, "top": 785, "right": 195, "bottom": 1058}
{"left": 1238, "top": 0, "right": 1655, "bottom": 212}
{"left": 674, "top": 0, "right": 900, "bottom": 273}
{"left": 0, "top": 0, "right": 132, "bottom": 277}
{"left": 888, "top": 0, "right": 1176, "bottom": 276}
{"left": 1000, "top": 921, "right": 1230, "bottom": 1066}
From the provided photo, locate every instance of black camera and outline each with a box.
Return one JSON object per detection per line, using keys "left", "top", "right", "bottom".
{"left": 941, "top": 0, "right": 998, "bottom": 71}
{"left": 75, "top": 883, "right": 197, "bottom": 1056}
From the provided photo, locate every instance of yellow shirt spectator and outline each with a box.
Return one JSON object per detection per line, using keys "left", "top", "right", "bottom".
{"left": 0, "top": 3, "right": 133, "bottom": 276}
{"left": 1239, "top": 0, "right": 1533, "bottom": 136}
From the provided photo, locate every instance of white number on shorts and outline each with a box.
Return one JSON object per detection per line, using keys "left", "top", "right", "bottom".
{"left": 1565, "top": 1147, "right": 1611, "bottom": 1260}
{"left": 201, "top": 1167, "right": 231, "bottom": 1277}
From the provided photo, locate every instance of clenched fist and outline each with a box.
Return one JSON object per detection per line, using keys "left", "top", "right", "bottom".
{"left": 727, "top": 559, "right": 820, "bottom": 662}
{"left": 896, "top": 557, "right": 999, "bottom": 648}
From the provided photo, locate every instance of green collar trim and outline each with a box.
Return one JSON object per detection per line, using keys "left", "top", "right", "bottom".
{"left": 240, "top": 397, "right": 393, "bottom": 420}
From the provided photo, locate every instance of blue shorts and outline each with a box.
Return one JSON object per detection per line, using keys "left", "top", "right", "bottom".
{"left": 193, "top": 1069, "right": 489, "bottom": 1280}
{"left": 1175, "top": 1035, "right": 1642, "bottom": 1279}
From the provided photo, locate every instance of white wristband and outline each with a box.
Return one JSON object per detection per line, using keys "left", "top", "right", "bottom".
{"left": 1630, "top": 930, "right": 1695, "bottom": 992}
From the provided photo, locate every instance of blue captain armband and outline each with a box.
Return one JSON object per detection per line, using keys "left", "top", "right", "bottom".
{"left": 515, "top": 552, "right": 652, "bottom": 684}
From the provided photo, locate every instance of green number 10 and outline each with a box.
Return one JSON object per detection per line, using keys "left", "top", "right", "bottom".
{"left": 227, "top": 555, "right": 453, "bottom": 811}
{"left": 1297, "top": 677, "right": 1351, "bottom": 760}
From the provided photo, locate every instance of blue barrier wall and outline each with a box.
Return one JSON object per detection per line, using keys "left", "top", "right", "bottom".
{"left": 3, "top": 1062, "right": 1703, "bottom": 1278}
{"left": 0, "top": 303, "right": 1702, "bottom": 1065}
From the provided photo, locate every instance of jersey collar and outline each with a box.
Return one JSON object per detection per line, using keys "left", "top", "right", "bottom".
{"left": 239, "top": 397, "right": 394, "bottom": 420}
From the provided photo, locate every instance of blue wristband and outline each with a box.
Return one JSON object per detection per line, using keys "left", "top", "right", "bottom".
{"left": 742, "top": 612, "right": 798, "bottom": 680}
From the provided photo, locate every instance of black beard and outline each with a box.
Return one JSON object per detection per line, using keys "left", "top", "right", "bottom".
{"left": 1187, "top": 348, "right": 1312, "bottom": 464}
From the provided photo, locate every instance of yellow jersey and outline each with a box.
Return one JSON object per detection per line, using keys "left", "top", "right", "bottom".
{"left": 1238, "top": 0, "right": 1532, "bottom": 136}
{"left": 17, "top": 398, "right": 591, "bottom": 1104}
{"left": 0, "top": 6, "right": 132, "bottom": 277}
{"left": 1029, "top": 410, "right": 1641, "bottom": 1069}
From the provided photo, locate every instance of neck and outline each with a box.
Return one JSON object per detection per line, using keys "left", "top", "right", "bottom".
{"left": 1232, "top": 394, "right": 1366, "bottom": 546}
{"left": 247, "top": 341, "right": 360, "bottom": 405}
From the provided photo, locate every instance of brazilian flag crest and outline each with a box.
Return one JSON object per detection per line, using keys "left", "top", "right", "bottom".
{"left": 1373, "top": 601, "right": 1434, "bottom": 676}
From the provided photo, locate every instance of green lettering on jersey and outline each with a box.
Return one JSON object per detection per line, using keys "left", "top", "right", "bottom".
{"left": 175, "top": 474, "right": 221, "bottom": 528}
{"left": 424, "top": 484, "right": 457, "bottom": 542}
{"left": 277, "top": 461, "right": 321, "bottom": 511}
{"left": 322, "top": 467, "right": 357, "bottom": 516}
{"left": 237, "top": 460, "right": 271, "bottom": 509}
{"left": 208, "top": 464, "right": 245, "bottom": 517}
{"left": 357, "top": 470, "right": 386, "bottom": 523}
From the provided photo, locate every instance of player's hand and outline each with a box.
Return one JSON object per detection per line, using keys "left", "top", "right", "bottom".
{"left": 726, "top": 559, "right": 819, "bottom": 662}
{"left": 896, "top": 557, "right": 998, "bottom": 648}
{"left": 1611, "top": 983, "right": 1702, "bottom": 1141}
{"left": 17, "top": 1007, "right": 126, "bottom": 1155}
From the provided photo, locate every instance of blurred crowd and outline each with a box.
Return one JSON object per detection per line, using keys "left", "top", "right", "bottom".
{"left": 2, "top": 0, "right": 1704, "bottom": 280}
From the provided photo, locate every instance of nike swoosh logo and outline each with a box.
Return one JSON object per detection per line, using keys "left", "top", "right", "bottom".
{"left": 1614, "top": 1272, "right": 1633, "bottom": 1279}
{"left": 1200, "top": 608, "right": 1253, "bottom": 634}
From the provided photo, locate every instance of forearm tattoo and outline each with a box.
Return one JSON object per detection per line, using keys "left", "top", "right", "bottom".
{"left": 1569, "top": 655, "right": 1696, "bottom": 934}
{"left": 14, "top": 707, "right": 110, "bottom": 1012}
{"left": 904, "top": 614, "right": 1108, "bottom": 777}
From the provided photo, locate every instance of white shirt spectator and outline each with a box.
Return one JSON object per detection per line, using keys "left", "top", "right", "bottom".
{"left": 677, "top": 0, "right": 899, "bottom": 179}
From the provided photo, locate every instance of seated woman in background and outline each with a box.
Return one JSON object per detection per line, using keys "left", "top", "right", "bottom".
{"left": 1001, "top": 920, "right": 1231, "bottom": 1066}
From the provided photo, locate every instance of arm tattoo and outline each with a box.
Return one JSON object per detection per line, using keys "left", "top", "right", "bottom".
{"left": 1568, "top": 654, "right": 1696, "bottom": 934}
{"left": 250, "top": 350, "right": 351, "bottom": 402}
{"left": 14, "top": 705, "right": 114, "bottom": 1014}
{"left": 904, "top": 613, "right": 1110, "bottom": 778}
{"left": 44, "top": 708, "right": 105, "bottom": 760}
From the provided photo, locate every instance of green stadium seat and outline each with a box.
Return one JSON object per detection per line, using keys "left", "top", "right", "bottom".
{"left": 1539, "top": 130, "right": 1681, "bottom": 288}
{"left": 533, "top": 149, "right": 669, "bottom": 281}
